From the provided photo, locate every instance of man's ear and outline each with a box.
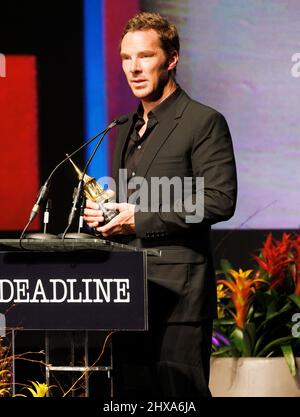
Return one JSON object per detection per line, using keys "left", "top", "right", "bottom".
{"left": 168, "top": 51, "right": 179, "bottom": 72}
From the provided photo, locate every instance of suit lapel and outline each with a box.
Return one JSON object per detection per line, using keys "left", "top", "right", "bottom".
{"left": 113, "top": 89, "right": 191, "bottom": 203}
{"left": 112, "top": 112, "right": 134, "bottom": 180}
{"left": 135, "top": 117, "right": 178, "bottom": 179}
{"left": 135, "top": 89, "right": 191, "bottom": 179}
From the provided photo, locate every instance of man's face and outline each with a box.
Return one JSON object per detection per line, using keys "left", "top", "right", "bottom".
{"left": 120, "top": 29, "right": 176, "bottom": 101}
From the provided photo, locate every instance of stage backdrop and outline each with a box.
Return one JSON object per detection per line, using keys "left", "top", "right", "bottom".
{"left": 0, "top": 0, "right": 299, "bottom": 232}
{"left": 143, "top": 0, "right": 300, "bottom": 229}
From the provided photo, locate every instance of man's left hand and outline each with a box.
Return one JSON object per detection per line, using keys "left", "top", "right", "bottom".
{"left": 96, "top": 202, "right": 136, "bottom": 237}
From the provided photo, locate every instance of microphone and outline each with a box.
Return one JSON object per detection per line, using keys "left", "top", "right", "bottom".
{"left": 28, "top": 183, "right": 49, "bottom": 223}
{"left": 20, "top": 116, "right": 128, "bottom": 240}
{"left": 66, "top": 115, "right": 128, "bottom": 228}
{"left": 67, "top": 181, "right": 83, "bottom": 226}
{"left": 43, "top": 199, "right": 52, "bottom": 233}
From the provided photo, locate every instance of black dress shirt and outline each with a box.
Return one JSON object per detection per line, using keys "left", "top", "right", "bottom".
{"left": 122, "top": 86, "right": 182, "bottom": 184}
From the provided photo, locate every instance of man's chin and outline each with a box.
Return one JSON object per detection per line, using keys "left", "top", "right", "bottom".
{"left": 131, "top": 88, "right": 149, "bottom": 99}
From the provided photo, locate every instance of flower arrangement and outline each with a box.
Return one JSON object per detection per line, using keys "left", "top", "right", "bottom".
{"left": 0, "top": 335, "right": 50, "bottom": 397}
{"left": 212, "top": 232, "right": 300, "bottom": 375}
{"left": 0, "top": 337, "right": 13, "bottom": 397}
{"left": 17, "top": 380, "right": 50, "bottom": 397}
{"left": 0, "top": 330, "right": 113, "bottom": 396}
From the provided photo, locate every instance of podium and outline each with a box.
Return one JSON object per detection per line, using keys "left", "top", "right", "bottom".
{"left": 0, "top": 238, "right": 160, "bottom": 397}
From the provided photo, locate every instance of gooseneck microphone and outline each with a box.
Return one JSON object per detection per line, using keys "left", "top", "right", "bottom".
{"left": 66, "top": 116, "right": 128, "bottom": 228}
{"left": 20, "top": 116, "right": 128, "bottom": 243}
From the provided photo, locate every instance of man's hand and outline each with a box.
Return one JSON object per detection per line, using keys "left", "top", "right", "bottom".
{"left": 83, "top": 199, "right": 136, "bottom": 237}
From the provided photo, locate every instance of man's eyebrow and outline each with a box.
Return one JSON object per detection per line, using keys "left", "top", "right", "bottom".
{"left": 138, "top": 50, "right": 155, "bottom": 54}
{"left": 120, "top": 50, "right": 156, "bottom": 57}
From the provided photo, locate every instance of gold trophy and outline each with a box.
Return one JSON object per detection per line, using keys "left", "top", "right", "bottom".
{"left": 68, "top": 156, "right": 118, "bottom": 224}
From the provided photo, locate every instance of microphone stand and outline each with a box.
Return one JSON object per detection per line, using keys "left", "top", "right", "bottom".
{"left": 62, "top": 117, "right": 129, "bottom": 239}
{"left": 60, "top": 196, "right": 93, "bottom": 240}
{"left": 19, "top": 123, "right": 115, "bottom": 245}
{"left": 19, "top": 116, "right": 128, "bottom": 247}
{"left": 78, "top": 197, "right": 86, "bottom": 233}
{"left": 25, "top": 199, "right": 59, "bottom": 240}
{"left": 61, "top": 126, "right": 112, "bottom": 240}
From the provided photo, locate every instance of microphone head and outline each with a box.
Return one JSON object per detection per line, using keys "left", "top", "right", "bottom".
{"left": 115, "top": 115, "right": 129, "bottom": 125}
{"left": 108, "top": 116, "right": 128, "bottom": 129}
{"left": 107, "top": 116, "right": 128, "bottom": 129}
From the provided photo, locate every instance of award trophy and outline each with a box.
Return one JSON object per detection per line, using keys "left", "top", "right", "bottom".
{"left": 68, "top": 157, "right": 118, "bottom": 224}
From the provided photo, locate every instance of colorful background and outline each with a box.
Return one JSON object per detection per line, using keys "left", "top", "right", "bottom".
{"left": 0, "top": 0, "right": 299, "bottom": 243}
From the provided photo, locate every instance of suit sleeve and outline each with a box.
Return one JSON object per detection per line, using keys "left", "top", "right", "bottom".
{"left": 134, "top": 111, "right": 237, "bottom": 239}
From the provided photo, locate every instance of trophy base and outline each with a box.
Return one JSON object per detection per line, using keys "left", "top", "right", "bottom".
{"left": 58, "top": 232, "right": 95, "bottom": 239}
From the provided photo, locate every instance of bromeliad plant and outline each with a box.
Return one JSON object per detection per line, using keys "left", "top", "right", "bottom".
{"left": 212, "top": 232, "right": 300, "bottom": 375}
{"left": 0, "top": 338, "right": 12, "bottom": 397}
{"left": 16, "top": 380, "right": 51, "bottom": 397}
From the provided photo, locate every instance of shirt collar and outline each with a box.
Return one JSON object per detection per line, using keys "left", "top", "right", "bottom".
{"left": 134, "top": 85, "right": 182, "bottom": 123}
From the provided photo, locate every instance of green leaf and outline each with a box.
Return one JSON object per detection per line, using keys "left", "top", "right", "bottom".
{"left": 231, "top": 327, "right": 254, "bottom": 357}
{"left": 231, "top": 328, "right": 244, "bottom": 355}
{"left": 266, "top": 298, "right": 279, "bottom": 319}
{"left": 243, "top": 323, "right": 256, "bottom": 355}
{"left": 253, "top": 333, "right": 266, "bottom": 356}
{"left": 254, "top": 310, "right": 295, "bottom": 356}
{"left": 256, "top": 335, "right": 294, "bottom": 357}
{"left": 211, "top": 346, "right": 233, "bottom": 356}
{"left": 220, "top": 258, "right": 232, "bottom": 272}
{"left": 213, "top": 318, "right": 235, "bottom": 326}
{"left": 289, "top": 294, "right": 300, "bottom": 309}
{"left": 281, "top": 344, "right": 296, "bottom": 376}
{"left": 256, "top": 302, "right": 292, "bottom": 334}
{"left": 218, "top": 259, "right": 233, "bottom": 280}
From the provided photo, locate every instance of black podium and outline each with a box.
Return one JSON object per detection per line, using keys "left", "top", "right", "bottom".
{"left": 0, "top": 238, "right": 160, "bottom": 397}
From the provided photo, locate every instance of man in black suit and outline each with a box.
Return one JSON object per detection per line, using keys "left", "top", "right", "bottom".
{"left": 84, "top": 12, "right": 237, "bottom": 397}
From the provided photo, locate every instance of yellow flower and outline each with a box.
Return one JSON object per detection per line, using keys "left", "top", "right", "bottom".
{"left": 26, "top": 381, "right": 49, "bottom": 397}
{"left": 218, "top": 268, "right": 266, "bottom": 329}
{"left": 217, "top": 305, "right": 225, "bottom": 319}
{"left": 216, "top": 284, "right": 228, "bottom": 318}
{"left": 216, "top": 284, "right": 227, "bottom": 300}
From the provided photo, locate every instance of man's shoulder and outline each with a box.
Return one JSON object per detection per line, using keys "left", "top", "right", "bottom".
{"left": 182, "top": 90, "right": 223, "bottom": 117}
{"left": 178, "top": 90, "right": 227, "bottom": 128}
{"left": 116, "top": 89, "right": 227, "bottom": 125}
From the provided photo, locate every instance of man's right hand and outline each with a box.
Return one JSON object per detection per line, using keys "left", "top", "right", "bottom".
{"left": 83, "top": 199, "right": 104, "bottom": 229}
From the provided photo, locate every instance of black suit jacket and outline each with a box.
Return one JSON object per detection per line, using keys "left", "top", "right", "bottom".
{"left": 112, "top": 88, "right": 237, "bottom": 324}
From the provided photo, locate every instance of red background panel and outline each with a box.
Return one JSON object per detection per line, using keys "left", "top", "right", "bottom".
{"left": 104, "top": 0, "right": 139, "bottom": 172}
{"left": 0, "top": 55, "right": 40, "bottom": 230}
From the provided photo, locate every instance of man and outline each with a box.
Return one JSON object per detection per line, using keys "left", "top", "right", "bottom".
{"left": 84, "top": 12, "right": 237, "bottom": 397}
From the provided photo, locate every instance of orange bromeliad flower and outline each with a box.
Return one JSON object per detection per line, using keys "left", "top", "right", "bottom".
{"left": 217, "top": 269, "right": 266, "bottom": 329}
{"left": 253, "top": 233, "right": 294, "bottom": 290}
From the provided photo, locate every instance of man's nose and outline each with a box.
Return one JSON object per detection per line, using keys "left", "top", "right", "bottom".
{"left": 130, "top": 58, "right": 141, "bottom": 73}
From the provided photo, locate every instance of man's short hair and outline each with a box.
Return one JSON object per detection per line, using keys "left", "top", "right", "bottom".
{"left": 121, "top": 12, "right": 180, "bottom": 59}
